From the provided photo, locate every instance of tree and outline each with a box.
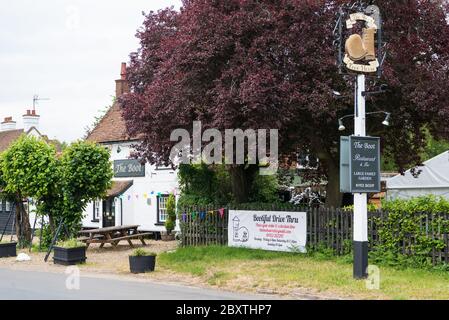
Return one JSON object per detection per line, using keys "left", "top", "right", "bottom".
{"left": 0, "top": 137, "right": 113, "bottom": 248}
{"left": 0, "top": 135, "right": 59, "bottom": 247}
{"left": 57, "top": 141, "right": 113, "bottom": 235}
{"left": 121, "top": 0, "right": 449, "bottom": 207}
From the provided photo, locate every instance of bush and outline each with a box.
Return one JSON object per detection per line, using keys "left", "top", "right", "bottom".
{"left": 371, "top": 195, "right": 449, "bottom": 268}
{"left": 56, "top": 238, "right": 86, "bottom": 249}
{"left": 249, "top": 174, "right": 279, "bottom": 203}
{"left": 131, "top": 248, "right": 156, "bottom": 257}
{"left": 165, "top": 193, "right": 176, "bottom": 234}
{"left": 0, "top": 240, "right": 14, "bottom": 244}
{"left": 38, "top": 223, "right": 54, "bottom": 250}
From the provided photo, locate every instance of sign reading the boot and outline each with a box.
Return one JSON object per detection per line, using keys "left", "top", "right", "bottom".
{"left": 113, "top": 159, "right": 145, "bottom": 177}
{"left": 339, "top": 4, "right": 382, "bottom": 74}
{"left": 228, "top": 210, "right": 307, "bottom": 253}
{"left": 341, "top": 136, "right": 381, "bottom": 193}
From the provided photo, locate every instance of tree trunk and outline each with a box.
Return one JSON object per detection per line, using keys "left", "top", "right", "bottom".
{"left": 325, "top": 159, "right": 342, "bottom": 208}
{"left": 15, "top": 198, "right": 32, "bottom": 248}
{"left": 229, "top": 165, "right": 258, "bottom": 203}
{"left": 49, "top": 215, "right": 55, "bottom": 234}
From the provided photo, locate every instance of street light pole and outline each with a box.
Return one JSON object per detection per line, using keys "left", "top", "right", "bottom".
{"left": 353, "top": 74, "right": 368, "bottom": 279}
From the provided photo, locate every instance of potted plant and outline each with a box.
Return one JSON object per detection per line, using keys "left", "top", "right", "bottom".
{"left": 53, "top": 238, "right": 87, "bottom": 265}
{"left": 161, "top": 193, "right": 176, "bottom": 241}
{"left": 0, "top": 240, "right": 17, "bottom": 258}
{"left": 129, "top": 248, "right": 157, "bottom": 273}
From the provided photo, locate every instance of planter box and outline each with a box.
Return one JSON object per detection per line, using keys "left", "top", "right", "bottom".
{"left": 53, "top": 246, "right": 86, "bottom": 266}
{"left": 0, "top": 242, "right": 17, "bottom": 258}
{"left": 129, "top": 255, "right": 156, "bottom": 273}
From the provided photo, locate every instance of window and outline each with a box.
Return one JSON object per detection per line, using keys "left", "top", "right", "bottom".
{"left": 5, "top": 201, "right": 10, "bottom": 212}
{"left": 157, "top": 195, "right": 169, "bottom": 223}
{"left": 92, "top": 200, "right": 100, "bottom": 222}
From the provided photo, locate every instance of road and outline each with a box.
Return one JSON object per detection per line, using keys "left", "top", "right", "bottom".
{"left": 0, "top": 268, "right": 272, "bottom": 300}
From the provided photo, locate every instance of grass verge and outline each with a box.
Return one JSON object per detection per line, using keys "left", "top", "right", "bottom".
{"left": 158, "top": 246, "right": 449, "bottom": 300}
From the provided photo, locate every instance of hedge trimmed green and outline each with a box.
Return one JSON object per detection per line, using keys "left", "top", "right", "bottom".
{"left": 370, "top": 195, "right": 449, "bottom": 268}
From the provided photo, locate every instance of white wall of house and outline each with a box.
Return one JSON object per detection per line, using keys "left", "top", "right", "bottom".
{"left": 82, "top": 141, "right": 179, "bottom": 232}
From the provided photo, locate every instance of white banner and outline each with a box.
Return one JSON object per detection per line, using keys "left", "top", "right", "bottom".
{"left": 228, "top": 210, "right": 307, "bottom": 253}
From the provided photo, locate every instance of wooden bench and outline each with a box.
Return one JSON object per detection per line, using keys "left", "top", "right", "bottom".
{"left": 77, "top": 235, "right": 104, "bottom": 242}
{"left": 83, "top": 232, "right": 153, "bottom": 248}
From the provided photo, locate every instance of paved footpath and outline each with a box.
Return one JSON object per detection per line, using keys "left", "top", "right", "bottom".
{"left": 0, "top": 267, "right": 276, "bottom": 300}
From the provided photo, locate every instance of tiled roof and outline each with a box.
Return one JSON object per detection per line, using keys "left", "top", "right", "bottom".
{"left": 107, "top": 180, "right": 133, "bottom": 197}
{"left": 0, "top": 129, "right": 24, "bottom": 152}
{"left": 86, "top": 103, "right": 138, "bottom": 144}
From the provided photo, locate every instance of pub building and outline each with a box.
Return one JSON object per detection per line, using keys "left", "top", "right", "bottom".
{"left": 83, "top": 63, "right": 178, "bottom": 235}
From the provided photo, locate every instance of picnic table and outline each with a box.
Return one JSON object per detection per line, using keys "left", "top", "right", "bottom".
{"left": 78, "top": 225, "right": 152, "bottom": 248}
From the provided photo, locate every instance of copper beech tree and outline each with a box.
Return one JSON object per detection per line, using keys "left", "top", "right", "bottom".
{"left": 121, "top": 0, "right": 449, "bottom": 207}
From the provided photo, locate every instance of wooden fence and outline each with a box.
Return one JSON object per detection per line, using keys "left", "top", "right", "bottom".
{"left": 179, "top": 206, "right": 229, "bottom": 247}
{"left": 178, "top": 206, "right": 449, "bottom": 265}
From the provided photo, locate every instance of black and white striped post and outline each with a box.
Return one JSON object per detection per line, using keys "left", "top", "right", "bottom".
{"left": 353, "top": 74, "right": 368, "bottom": 279}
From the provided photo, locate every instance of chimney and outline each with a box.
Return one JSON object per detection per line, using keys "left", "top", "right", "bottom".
{"left": 23, "top": 109, "right": 40, "bottom": 132}
{"left": 1, "top": 117, "right": 16, "bottom": 131}
{"left": 115, "top": 62, "right": 129, "bottom": 98}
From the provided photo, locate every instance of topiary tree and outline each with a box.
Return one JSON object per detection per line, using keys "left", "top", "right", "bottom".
{"left": 0, "top": 135, "right": 59, "bottom": 247}
{"left": 164, "top": 193, "right": 176, "bottom": 235}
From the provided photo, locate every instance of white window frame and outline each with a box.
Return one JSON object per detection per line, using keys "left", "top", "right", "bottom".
{"left": 157, "top": 195, "right": 169, "bottom": 223}
{"left": 93, "top": 200, "right": 100, "bottom": 222}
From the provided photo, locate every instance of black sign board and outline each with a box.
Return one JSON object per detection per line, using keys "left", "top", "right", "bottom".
{"left": 349, "top": 136, "right": 381, "bottom": 193}
{"left": 114, "top": 159, "right": 145, "bottom": 178}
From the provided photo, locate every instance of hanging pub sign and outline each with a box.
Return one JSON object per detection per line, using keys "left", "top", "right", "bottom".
{"left": 114, "top": 159, "right": 145, "bottom": 178}
{"left": 340, "top": 136, "right": 381, "bottom": 193}
{"left": 334, "top": 3, "right": 384, "bottom": 76}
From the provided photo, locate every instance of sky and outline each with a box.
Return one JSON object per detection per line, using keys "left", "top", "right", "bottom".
{"left": 0, "top": 0, "right": 182, "bottom": 142}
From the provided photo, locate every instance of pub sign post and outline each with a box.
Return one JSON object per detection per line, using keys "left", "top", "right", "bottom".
{"left": 335, "top": 1, "right": 384, "bottom": 279}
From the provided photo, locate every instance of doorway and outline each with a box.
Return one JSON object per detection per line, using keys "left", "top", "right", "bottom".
{"left": 102, "top": 197, "right": 116, "bottom": 228}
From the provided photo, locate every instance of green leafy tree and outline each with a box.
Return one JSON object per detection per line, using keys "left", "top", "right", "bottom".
{"left": 58, "top": 141, "right": 113, "bottom": 235}
{"left": 165, "top": 193, "right": 176, "bottom": 234}
{"left": 37, "top": 141, "right": 113, "bottom": 247}
{"left": 0, "top": 135, "right": 59, "bottom": 247}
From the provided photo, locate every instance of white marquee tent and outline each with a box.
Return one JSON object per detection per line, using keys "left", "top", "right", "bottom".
{"left": 386, "top": 151, "right": 449, "bottom": 200}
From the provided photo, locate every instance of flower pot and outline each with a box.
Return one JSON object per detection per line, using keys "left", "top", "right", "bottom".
{"left": 160, "top": 232, "right": 175, "bottom": 241}
{"left": 53, "top": 246, "right": 86, "bottom": 266}
{"left": 129, "top": 255, "right": 156, "bottom": 273}
{"left": 0, "top": 242, "right": 17, "bottom": 258}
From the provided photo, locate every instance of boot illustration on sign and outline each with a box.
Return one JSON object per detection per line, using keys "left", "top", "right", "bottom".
{"left": 341, "top": 6, "right": 381, "bottom": 74}
{"left": 345, "top": 27, "right": 376, "bottom": 62}
{"left": 232, "top": 216, "right": 249, "bottom": 243}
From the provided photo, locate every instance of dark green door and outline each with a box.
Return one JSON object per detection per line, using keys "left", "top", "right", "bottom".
{"left": 102, "top": 198, "right": 115, "bottom": 228}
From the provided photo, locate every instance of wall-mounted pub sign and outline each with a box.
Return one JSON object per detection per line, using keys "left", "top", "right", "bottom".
{"left": 114, "top": 159, "right": 145, "bottom": 178}
{"left": 340, "top": 136, "right": 381, "bottom": 193}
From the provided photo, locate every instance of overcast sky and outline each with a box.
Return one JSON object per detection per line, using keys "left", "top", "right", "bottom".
{"left": 0, "top": 0, "right": 182, "bottom": 142}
